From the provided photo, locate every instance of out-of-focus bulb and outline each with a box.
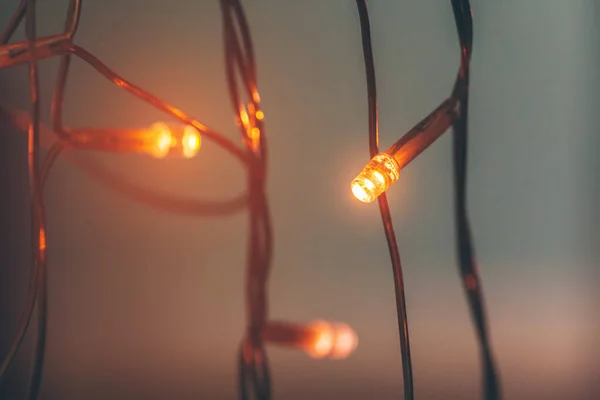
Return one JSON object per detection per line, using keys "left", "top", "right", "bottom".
{"left": 263, "top": 320, "right": 358, "bottom": 360}
{"left": 181, "top": 125, "right": 201, "bottom": 158}
{"left": 351, "top": 153, "right": 400, "bottom": 203}
{"left": 149, "top": 122, "right": 174, "bottom": 158}
{"left": 306, "top": 320, "right": 358, "bottom": 359}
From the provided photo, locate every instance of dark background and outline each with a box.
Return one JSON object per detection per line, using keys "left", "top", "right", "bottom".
{"left": 1, "top": 1, "right": 598, "bottom": 399}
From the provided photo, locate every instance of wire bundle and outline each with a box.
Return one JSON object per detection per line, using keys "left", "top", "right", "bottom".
{"left": 353, "top": 1, "right": 500, "bottom": 399}
{"left": 0, "top": 0, "right": 500, "bottom": 399}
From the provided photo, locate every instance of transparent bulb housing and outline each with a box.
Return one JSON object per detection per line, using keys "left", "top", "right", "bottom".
{"left": 351, "top": 153, "right": 400, "bottom": 203}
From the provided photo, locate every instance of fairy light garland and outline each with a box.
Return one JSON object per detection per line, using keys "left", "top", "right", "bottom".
{"left": 0, "top": 1, "right": 500, "bottom": 399}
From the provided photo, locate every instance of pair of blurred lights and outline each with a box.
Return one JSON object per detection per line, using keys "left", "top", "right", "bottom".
{"left": 264, "top": 320, "right": 358, "bottom": 360}
{"left": 147, "top": 122, "right": 201, "bottom": 159}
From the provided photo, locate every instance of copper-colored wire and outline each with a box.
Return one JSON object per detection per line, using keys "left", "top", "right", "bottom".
{"left": 221, "top": 0, "right": 273, "bottom": 398}
{"left": 23, "top": 0, "right": 48, "bottom": 398}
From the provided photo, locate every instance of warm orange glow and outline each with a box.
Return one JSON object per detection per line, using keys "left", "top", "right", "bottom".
{"left": 255, "top": 110, "right": 264, "bottom": 121}
{"left": 351, "top": 153, "right": 400, "bottom": 203}
{"left": 181, "top": 125, "right": 201, "bottom": 158}
{"left": 149, "top": 122, "right": 174, "bottom": 158}
{"left": 306, "top": 320, "right": 358, "bottom": 359}
{"left": 262, "top": 320, "right": 358, "bottom": 360}
{"left": 248, "top": 127, "right": 260, "bottom": 152}
{"left": 39, "top": 228, "right": 46, "bottom": 251}
{"left": 239, "top": 107, "right": 250, "bottom": 128}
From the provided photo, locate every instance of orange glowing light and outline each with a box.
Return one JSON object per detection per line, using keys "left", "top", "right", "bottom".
{"left": 149, "top": 122, "right": 174, "bottom": 158}
{"left": 306, "top": 320, "right": 358, "bottom": 359}
{"left": 39, "top": 228, "right": 46, "bottom": 251}
{"left": 262, "top": 320, "right": 358, "bottom": 360}
{"left": 181, "top": 125, "right": 201, "bottom": 158}
{"left": 239, "top": 107, "right": 250, "bottom": 128}
{"left": 255, "top": 110, "right": 264, "bottom": 121}
{"left": 351, "top": 153, "right": 400, "bottom": 203}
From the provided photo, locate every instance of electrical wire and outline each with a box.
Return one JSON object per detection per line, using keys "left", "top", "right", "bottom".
{"left": 353, "top": 1, "right": 501, "bottom": 399}
{"left": 23, "top": 0, "right": 48, "bottom": 398}
{"left": 220, "top": 0, "right": 273, "bottom": 398}
{"left": 355, "top": 1, "right": 414, "bottom": 399}
{"left": 450, "top": 1, "right": 501, "bottom": 399}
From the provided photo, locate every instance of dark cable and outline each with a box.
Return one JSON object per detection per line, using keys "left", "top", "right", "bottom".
{"left": 450, "top": 1, "right": 501, "bottom": 399}
{"left": 355, "top": 1, "right": 414, "bottom": 399}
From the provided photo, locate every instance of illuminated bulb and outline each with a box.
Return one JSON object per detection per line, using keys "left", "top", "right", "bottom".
{"left": 181, "top": 125, "right": 201, "bottom": 158}
{"left": 255, "top": 110, "right": 264, "bottom": 121}
{"left": 149, "top": 122, "right": 174, "bottom": 158}
{"left": 351, "top": 153, "right": 400, "bottom": 203}
{"left": 263, "top": 320, "right": 358, "bottom": 360}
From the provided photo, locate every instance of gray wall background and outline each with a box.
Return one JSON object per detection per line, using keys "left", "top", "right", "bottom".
{"left": 0, "top": 1, "right": 598, "bottom": 399}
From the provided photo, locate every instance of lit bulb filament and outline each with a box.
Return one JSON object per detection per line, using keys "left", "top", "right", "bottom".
{"left": 351, "top": 153, "right": 400, "bottom": 203}
{"left": 68, "top": 122, "right": 201, "bottom": 159}
{"left": 263, "top": 320, "right": 358, "bottom": 359}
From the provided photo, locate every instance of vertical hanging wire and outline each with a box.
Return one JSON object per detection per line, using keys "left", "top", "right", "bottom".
{"left": 220, "top": 1, "right": 273, "bottom": 398}
{"left": 24, "top": 0, "right": 49, "bottom": 398}
{"left": 0, "top": 0, "right": 39, "bottom": 387}
{"left": 450, "top": 1, "right": 501, "bottom": 399}
{"left": 355, "top": 1, "right": 414, "bottom": 399}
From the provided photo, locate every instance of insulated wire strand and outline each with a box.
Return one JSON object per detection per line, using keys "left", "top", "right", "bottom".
{"left": 220, "top": 1, "right": 273, "bottom": 398}
{"left": 24, "top": 0, "right": 48, "bottom": 398}
{"left": 355, "top": 1, "right": 414, "bottom": 399}
{"left": 450, "top": 1, "right": 501, "bottom": 399}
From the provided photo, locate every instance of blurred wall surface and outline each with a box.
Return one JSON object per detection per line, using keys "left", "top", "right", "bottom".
{"left": 0, "top": 1, "right": 598, "bottom": 399}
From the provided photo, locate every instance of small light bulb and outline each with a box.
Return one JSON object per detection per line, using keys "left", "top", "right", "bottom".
{"left": 262, "top": 320, "right": 358, "bottom": 360}
{"left": 149, "top": 122, "right": 174, "bottom": 158}
{"left": 181, "top": 125, "right": 201, "bottom": 158}
{"left": 351, "top": 153, "right": 400, "bottom": 203}
{"left": 305, "top": 320, "right": 358, "bottom": 359}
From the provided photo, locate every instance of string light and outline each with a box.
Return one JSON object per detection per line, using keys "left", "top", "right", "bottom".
{"left": 351, "top": 98, "right": 459, "bottom": 202}
{"left": 263, "top": 320, "right": 358, "bottom": 360}
{"left": 354, "top": 1, "right": 501, "bottom": 400}
{"left": 0, "top": 1, "right": 501, "bottom": 400}
{"left": 66, "top": 122, "right": 202, "bottom": 159}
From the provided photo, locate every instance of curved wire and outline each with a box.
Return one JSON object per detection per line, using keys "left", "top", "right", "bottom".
{"left": 449, "top": 1, "right": 501, "bottom": 399}
{"left": 67, "top": 44, "right": 250, "bottom": 166}
{"left": 0, "top": 103, "right": 250, "bottom": 216}
{"left": 0, "top": 0, "right": 26, "bottom": 45}
{"left": 355, "top": 1, "right": 414, "bottom": 399}
{"left": 69, "top": 154, "right": 248, "bottom": 216}
{"left": 23, "top": 0, "right": 48, "bottom": 398}
{"left": 0, "top": 140, "right": 62, "bottom": 387}
{"left": 51, "top": 0, "right": 82, "bottom": 139}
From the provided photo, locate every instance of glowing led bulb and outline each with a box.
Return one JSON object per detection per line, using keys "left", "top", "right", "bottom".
{"left": 149, "top": 122, "right": 174, "bottom": 158}
{"left": 181, "top": 125, "right": 201, "bottom": 158}
{"left": 263, "top": 320, "right": 358, "bottom": 360}
{"left": 305, "top": 320, "right": 358, "bottom": 359}
{"left": 351, "top": 153, "right": 400, "bottom": 203}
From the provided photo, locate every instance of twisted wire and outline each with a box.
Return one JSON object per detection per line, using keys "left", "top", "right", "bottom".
{"left": 450, "top": 1, "right": 501, "bottom": 399}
